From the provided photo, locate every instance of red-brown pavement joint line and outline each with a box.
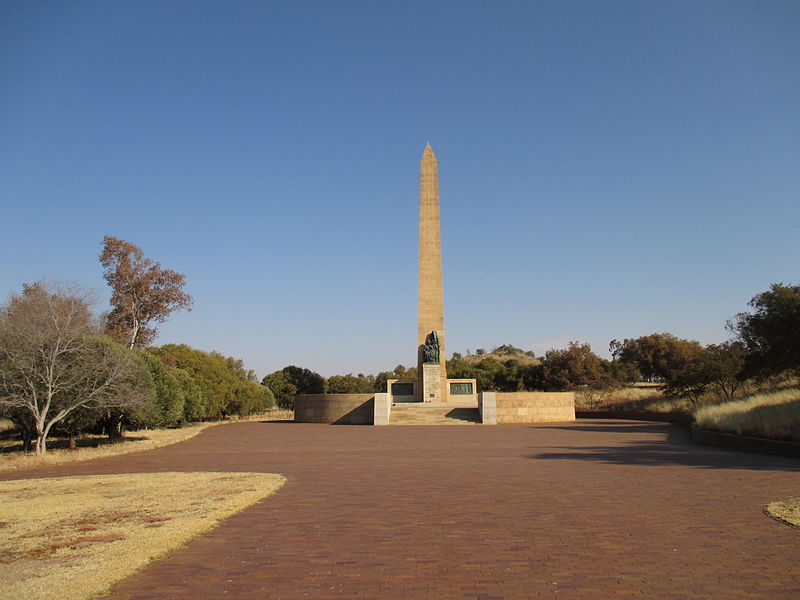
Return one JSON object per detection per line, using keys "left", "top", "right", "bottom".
{"left": 3, "top": 420, "right": 799, "bottom": 599}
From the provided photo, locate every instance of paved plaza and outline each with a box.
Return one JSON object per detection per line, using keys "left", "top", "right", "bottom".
{"left": 5, "top": 420, "right": 800, "bottom": 599}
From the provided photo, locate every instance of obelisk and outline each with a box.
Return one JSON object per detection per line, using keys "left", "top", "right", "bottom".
{"left": 417, "top": 144, "right": 447, "bottom": 402}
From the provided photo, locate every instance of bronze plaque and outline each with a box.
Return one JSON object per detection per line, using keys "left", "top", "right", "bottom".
{"left": 391, "top": 382, "right": 414, "bottom": 396}
{"left": 450, "top": 382, "right": 473, "bottom": 395}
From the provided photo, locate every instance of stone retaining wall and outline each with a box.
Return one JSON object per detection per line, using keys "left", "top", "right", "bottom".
{"left": 494, "top": 392, "right": 575, "bottom": 423}
{"left": 691, "top": 425, "right": 800, "bottom": 458}
{"left": 294, "top": 394, "right": 374, "bottom": 425}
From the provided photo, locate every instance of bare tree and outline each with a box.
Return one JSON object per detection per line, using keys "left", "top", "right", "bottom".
{"left": 0, "top": 282, "right": 153, "bottom": 455}
{"left": 100, "top": 236, "right": 193, "bottom": 349}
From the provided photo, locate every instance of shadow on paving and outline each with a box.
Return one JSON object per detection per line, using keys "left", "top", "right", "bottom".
{"left": 530, "top": 422, "right": 800, "bottom": 471}
{"left": 548, "top": 422, "right": 680, "bottom": 435}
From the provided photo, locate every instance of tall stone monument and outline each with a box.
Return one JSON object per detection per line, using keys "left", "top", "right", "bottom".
{"left": 417, "top": 144, "right": 448, "bottom": 402}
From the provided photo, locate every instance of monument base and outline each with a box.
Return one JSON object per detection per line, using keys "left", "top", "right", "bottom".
{"left": 421, "top": 363, "right": 442, "bottom": 402}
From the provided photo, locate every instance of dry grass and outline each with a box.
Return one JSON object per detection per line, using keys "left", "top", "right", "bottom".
{"left": 0, "top": 423, "right": 221, "bottom": 472}
{"left": 0, "top": 472, "right": 285, "bottom": 600}
{"left": 765, "top": 498, "right": 800, "bottom": 528}
{"left": 576, "top": 384, "right": 693, "bottom": 413}
{"left": 693, "top": 388, "right": 800, "bottom": 441}
{"left": 256, "top": 409, "right": 294, "bottom": 421}
{"left": 0, "top": 410, "right": 294, "bottom": 472}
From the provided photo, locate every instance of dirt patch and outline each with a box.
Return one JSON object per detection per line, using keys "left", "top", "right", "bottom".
{"left": 0, "top": 471, "right": 285, "bottom": 599}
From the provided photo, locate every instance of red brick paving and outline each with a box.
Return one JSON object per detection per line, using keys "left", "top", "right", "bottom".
{"left": 3, "top": 420, "right": 799, "bottom": 599}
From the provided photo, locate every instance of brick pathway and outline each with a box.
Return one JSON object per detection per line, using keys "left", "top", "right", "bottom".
{"left": 4, "top": 420, "right": 800, "bottom": 599}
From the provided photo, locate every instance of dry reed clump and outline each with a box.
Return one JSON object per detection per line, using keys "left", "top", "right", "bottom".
{"left": 0, "top": 472, "right": 285, "bottom": 600}
{"left": 0, "top": 409, "right": 294, "bottom": 472}
{"left": 693, "top": 388, "right": 800, "bottom": 442}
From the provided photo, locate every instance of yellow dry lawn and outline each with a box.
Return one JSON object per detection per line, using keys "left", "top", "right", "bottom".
{"left": 0, "top": 472, "right": 285, "bottom": 600}
{"left": 765, "top": 498, "right": 800, "bottom": 528}
{"left": 0, "top": 410, "right": 294, "bottom": 473}
{"left": 693, "top": 388, "right": 800, "bottom": 441}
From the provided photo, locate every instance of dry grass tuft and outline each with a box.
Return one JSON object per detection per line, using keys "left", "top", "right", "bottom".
{"left": 256, "top": 409, "right": 294, "bottom": 422}
{"left": 0, "top": 471, "right": 285, "bottom": 600}
{"left": 765, "top": 498, "right": 800, "bottom": 528}
{"left": 693, "top": 388, "right": 800, "bottom": 441}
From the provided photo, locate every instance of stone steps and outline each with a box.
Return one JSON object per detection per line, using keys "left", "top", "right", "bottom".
{"left": 389, "top": 403, "right": 481, "bottom": 425}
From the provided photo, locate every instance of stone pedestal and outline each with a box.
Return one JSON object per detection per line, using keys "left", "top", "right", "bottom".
{"left": 421, "top": 363, "right": 442, "bottom": 402}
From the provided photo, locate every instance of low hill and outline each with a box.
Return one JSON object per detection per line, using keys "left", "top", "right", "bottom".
{"left": 453, "top": 344, "right": 541, "bottom": 366}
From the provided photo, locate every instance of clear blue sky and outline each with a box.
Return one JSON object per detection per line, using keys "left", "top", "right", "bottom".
{"left": 2, "top": 1, "right": 798, "bottom": 378}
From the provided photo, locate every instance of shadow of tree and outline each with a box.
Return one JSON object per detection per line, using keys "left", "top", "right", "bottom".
{"left": 529, "top": 422, "right": 800, "bottom": 471}
{"left": 0, "top": 435, "right": 150, "bottom": 454}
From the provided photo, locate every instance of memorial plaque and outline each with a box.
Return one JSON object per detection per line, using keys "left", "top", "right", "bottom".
{"left": 391, "top": 382, "right": 414, "bottom": 396}
{"left": 450, "top": 382, "right": 473, "bottom": 395}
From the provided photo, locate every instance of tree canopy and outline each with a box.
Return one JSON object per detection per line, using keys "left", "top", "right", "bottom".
{"left": 262, "top": 366, "right": 325, "bottom": 410}
{"left": 730, "top": 283, "right": 800, "bottom": 377}
{"left": 610, "top": 333, "right": 705, "bottom": 383}
{"left": 154, "top": 344, "right": 273, "bottom": 418}
{"left": 100, "top": 235, "right": 193, "bottom": 349}
{"left": 0, "top": 282, "right": 153, "bottom": 454}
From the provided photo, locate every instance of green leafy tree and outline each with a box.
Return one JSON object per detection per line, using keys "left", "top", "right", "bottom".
{"left": 541, "top": 342, "right": 614, "bottom": 391}
{"left": 374, "top": 365, "right": 417, "bottom": 393}
{"left": 262, "top": 370, "right": 297, "bottom": 410}
{"left": 153, "top": 344, "right": 269, "bottom": 418}
{"left": 262, "top": 366, "right": 325, "bottom": 410}
{"left": 230, "top": 379, "right": 274, "bottom": 416}
{"left": 730, "top": 283, "right": 800, "bottom": 377}
{"left": 704, "top": 342, "right": 747, "bottom": 401}
{"left": 611, "top": 333, "right": 705, "bottom": 383}
{"left": 326, "top": 373, "right": 376, "bottom": 394}
{"left": 137, "top": 353, "right": 185, "bottom": 428}
{"left": 53, "top": 406, "right": 100, "bottom": 450}
{"left": 172, "top": 368, "right": 206, "bottom": 422}
{"left": 447, "top": 355, "right": 542, "bottom": 392}
{"left": 665, "top": 341, "right": 746, "bottom": 404}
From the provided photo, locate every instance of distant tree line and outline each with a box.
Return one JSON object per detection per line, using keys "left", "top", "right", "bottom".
{"left": 2, "top": 230, "right": 797, "bottom": 453}
{"left": 263, "top": 282, "right": 800, "bottom": 409}
{"left": 0, "top": 237, "right": 273, "bottom": 455}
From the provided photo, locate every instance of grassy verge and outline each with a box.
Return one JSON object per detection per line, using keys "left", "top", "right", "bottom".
{"left": 0, "top": 472, "right": 285, "bottom": 600}
{"left": 0, "top": 409, "right": 294, "bottom": 472}
{"left": 765, "top": 498, "right": 800, "bottom": 528}
{"left": 693, "top": 388, "right": 800, "bottom": 442}
{"left": 576, "top": 384, "right": 693, "bottom": 414}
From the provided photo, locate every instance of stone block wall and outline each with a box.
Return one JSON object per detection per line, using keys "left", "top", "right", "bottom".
{"left": 478, "top": 391, "right": 497, "bottom": 424}
{"left": 494, "top": 392, "right": 575, "bottom": 423}
{"left": 294, "top": 394, "right": 374, "bottom": 425}
{"left": 373, "top": 393, "right": 391, "bottom": 425}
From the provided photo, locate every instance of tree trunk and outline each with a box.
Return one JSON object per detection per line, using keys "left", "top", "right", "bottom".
{"left": 68, "top": 436, "right": 77, "bottom": 450}
{"left": 108, "top": 417, "right": 124, "bottom": 440}
{"left": 21, "top": 428, "right": 32, "bottom": 452}
{"left": 36, "top": 432, "right": 47, "bottom": 455}
{"left": 129, "top": 318, "right": 140, "bottom": 349}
